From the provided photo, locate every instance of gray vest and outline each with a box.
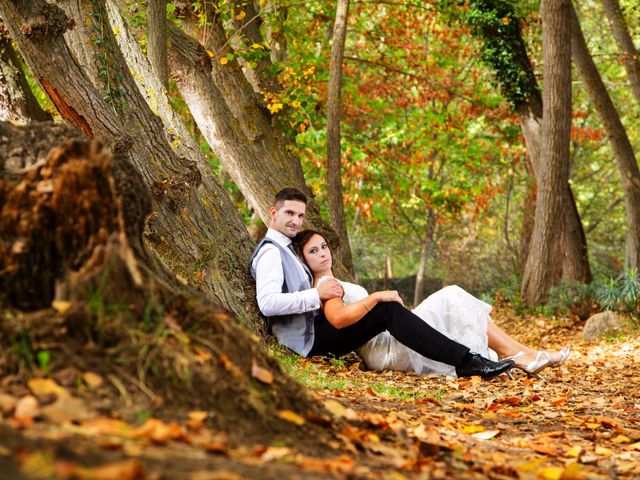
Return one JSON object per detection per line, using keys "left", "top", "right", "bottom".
{"left": 249, "top": 238, "right": 317, "bottom": 356}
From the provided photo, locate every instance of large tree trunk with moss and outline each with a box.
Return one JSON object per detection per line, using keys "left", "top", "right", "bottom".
{"left": 0, "top": 120, "right": 327, "bottom": 445}
{"left": 570, "top": 5, "right": 640, "bottom": 271}
{"left": 465, "top": 0, "right": 590, "bottom": 283}
{"left": 0, "top": 38, "right": 50, "bottom": 122}
{"left": 600, "top": 0, "right": 640, "bottom": 106}
{"left": 521, "top": 0, "right": 573, "bottom": 304}
{"left": 326, "top": 0, "right": 354, "bottom": 276}
{"left": 0, "top": 0, "right": 260, "bottom": 329}
{"left": 164, "top": 23, "right": 352, "bottom": 277}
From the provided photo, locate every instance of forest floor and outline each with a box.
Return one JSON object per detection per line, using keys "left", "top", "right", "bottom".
{"left": 1, "top": 304, "right": 639, "bottom": 480}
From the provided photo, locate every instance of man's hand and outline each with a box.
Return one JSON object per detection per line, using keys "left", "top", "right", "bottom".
{"left": 373, "top": 290, "right": 404, "bottom": 306}
{"left": 317, "top": 278, "right": 343, "bottom": 301}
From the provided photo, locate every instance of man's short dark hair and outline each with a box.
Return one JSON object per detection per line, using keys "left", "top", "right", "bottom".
{"left": 274, "top": 187, "right": 307, "bottom": 208}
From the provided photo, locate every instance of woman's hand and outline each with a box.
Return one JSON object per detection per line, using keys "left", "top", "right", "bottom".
{"left": 373, "top": 290, "right": 404, "bottom": 306}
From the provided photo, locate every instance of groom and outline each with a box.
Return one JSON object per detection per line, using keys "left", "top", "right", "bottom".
{"left": 250, "top": 187, "right": 513, "bottom": 379}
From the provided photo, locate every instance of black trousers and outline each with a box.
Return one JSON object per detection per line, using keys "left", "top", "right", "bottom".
{"left": 308, "top": 301, "right": 470, "bottom": 367}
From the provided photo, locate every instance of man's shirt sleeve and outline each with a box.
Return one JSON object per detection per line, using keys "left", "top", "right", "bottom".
{"left": 253, "top": 243, "right": 321, "bottom": 316}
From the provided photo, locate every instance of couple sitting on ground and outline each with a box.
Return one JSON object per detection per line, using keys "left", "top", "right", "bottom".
{"left": 250, "top": 188, "right": 570, "bottom": 379}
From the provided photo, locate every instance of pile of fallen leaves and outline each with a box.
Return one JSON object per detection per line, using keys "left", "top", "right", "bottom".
{"left": 1, "top": 306, "right": 639, "bottom": 479}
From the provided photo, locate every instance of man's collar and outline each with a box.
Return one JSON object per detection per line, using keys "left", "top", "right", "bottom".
{"left": 266, "top": 228, "right": 292, "bottom": 246}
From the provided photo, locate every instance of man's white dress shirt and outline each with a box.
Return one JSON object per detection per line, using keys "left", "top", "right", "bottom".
{"left": 251, "top": 228, "right": 321, "bottom": 316}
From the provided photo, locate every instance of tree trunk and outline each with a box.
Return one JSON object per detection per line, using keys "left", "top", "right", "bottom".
{"left": 465, "top": 0, "right": 590, "bottom": 282}
{"left": 0, "top": 0, "right": 260, "bottom": 329}
{"left": 227, "top": 0, "right": 280, "bottom": 92}
{"left": 147, "top": 0, "right": 168, "bottom": 89}
{"left": 0, "top": 120, "right": 326, "bottom": 445}
{"left": 164, "top": 24, "right": 352, "bottom": 277}
{"left": 0, "top": 38, "right": 50, "bottom": 122}
{"left": 521, "top": 0, "right": 572, "bottom": 304}
{"left": 413, "top": 210, "right": 436, "bottom": 305}
{"left": 570, "top": 4, "right": 640, "bottom": 271}
{"left": 263, "top": 0, "right": 288, "bottom": 63}
{"left": 600, "top": 0, "right": 640, "bottom": 106}
{"left": 326, "top": 0, "right": 354, "bottom": 276}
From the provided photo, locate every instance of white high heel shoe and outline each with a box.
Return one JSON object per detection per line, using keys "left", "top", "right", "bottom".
{"left": 548, "top": 346, "right": 571, "bottom": 368}
{"left": 505, "top": 351, "right": 553, "bottom": 377}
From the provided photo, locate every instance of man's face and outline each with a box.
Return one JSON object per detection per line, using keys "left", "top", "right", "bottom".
{"left": 269, "top": 200, "right": 306, "bottom": 238}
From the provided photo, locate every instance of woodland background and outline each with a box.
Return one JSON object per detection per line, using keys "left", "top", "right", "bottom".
{"left": 1, "top": 0, "right": 640, "bottom": 478}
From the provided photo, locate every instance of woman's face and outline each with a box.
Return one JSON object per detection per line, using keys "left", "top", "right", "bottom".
{"left": 302, "top": 234, "right": 332, "bottom": 273}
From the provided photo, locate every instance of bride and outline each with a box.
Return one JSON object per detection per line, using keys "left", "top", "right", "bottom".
{"left": 292, "top": 230, "right": 570, "bottom": 377}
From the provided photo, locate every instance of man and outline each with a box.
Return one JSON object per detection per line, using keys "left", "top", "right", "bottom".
{"left": 250, "top": 188, "right": 513, "bottom": 379}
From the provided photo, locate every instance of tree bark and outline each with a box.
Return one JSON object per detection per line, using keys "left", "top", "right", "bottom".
{"left": 147, "top": 0, "right": 169, "bottom": 89}
{"left": 227, "top": 0, "right": 280, "bottom": 92}
{"left": 600, "top": 0, "right": 640, "bottom": 106}
{"left": 521, "top": 0, "right": 573, "bottom": 304}
{"left": 0, "top": 0, "right": 260, "bottom": 329}
{"left": 413, "top": 210, "right": 436, "bottom": 305}
{"left": 0, "top": 120, "right": 326, "bottom": 445}
{"left": 0, "top": 38, "right": 50, "bottom": 122}
{"left": 164, "top": 24, "right": 352, "bottom": 277}
{"left": 465, "top": 0, "right": 590, "bottom": 282}
{"left": 326, "top": 0, "right": 354, "bottom": 276}
{"left": 570, "top": 4, "right": 640, "bottom": 270}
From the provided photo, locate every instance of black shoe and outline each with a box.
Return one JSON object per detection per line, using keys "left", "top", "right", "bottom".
{"left": 455, "top": 353, "right": 515, "bottom": 380}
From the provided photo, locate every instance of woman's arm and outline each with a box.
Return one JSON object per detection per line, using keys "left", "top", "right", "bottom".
{"left": 323, "top": 290, "right": 404, "bottom": 329}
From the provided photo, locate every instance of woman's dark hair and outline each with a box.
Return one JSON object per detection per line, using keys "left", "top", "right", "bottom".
{"left": 291, "top": 229, "right": 330, "bottom": 258}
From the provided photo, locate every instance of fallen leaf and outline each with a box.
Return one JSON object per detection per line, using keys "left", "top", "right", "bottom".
{"left": 41, "top": 394, "right": 93, "bottom": 424}
{"left": 471, "top": 429, "right": 500, "bottom": 440}
{"left": 594, "top": 446, "right": 614, "bottom": 458}
{"left": 130, "top": 418, "right": 186, "bottom": 444}
{"left": 218, "top": 354, "right": 244, "bottom": 379}
{"left": 612, "top": 434, "right": 631, "bottom": 444}
{"left": 52, "top": 300, "right": 72, "bottom": 314}
{"left": 27, "top": 378, "right": 67, "bottom": 398}
{"left": 0, "top": 392, "right": 18, "bottom": 413}
{"left": 535, "top": 466, "right": 564, "bottom": 480}
{"left": 82, "top": 459, "right": 144, "bottom": 480}
{"left": 251, "top": 360, "right": 274, "bottom": 384}
{"left": 298, "top": 454, "right": 356, "bottom": 474}
{"left": 14, "top": 395, "right": 39, "bottom": 421}
{"left": 564, "top": 445, "right": 583, "bottom": 458}
{"left": 191, "top": 471, "right": 243, "bottom": 480}
{"left": 323, "top": 399, "right": 357, "bottom": 420}
{"left": 277, "top": 409, "right": 305, "bottom": 426}
{"left": 259, "top": 446, "right": 292, "bottom": 462}
{"left": 83, "top": 371, "right": 104, "bottom": 388}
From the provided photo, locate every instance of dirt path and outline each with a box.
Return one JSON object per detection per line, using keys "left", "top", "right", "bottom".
{"left": 1, "top": 310, "right": 639, "bottom": 479}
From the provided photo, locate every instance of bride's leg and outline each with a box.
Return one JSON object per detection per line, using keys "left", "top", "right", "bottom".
{"left": 488, "top": 319, "right": 565, "bottom": 365}
{"left": 487, "top": 319, "right": 535, "bottom": 358}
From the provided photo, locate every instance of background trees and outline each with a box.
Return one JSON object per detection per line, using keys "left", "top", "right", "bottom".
{"left": 1, "top": 0, "right": 638, "bottom": 312}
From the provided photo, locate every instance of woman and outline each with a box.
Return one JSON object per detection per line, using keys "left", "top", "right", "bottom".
{"left": 293, "top": 230, "right": 570, "bottom": 377}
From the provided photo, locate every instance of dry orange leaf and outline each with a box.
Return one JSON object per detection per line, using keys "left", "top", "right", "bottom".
{"left": 82, "top": 371, "right": 104, "bottom": 388}
{"left": 277, "top": 409, "right": 305, "bottom": 426}
{"left": 41, "top": 393, "right": 93, "bottom": 424}
{"left": 298, "top": 454, "right": 356, "bottom": 474}
{"left": 471, "top": 429, "right": 500, "bottom": 440}
{"left": 79, "top": 416, "right": 130, "bottom": 436}
{"left": 83, "top": 459, "right": 144, "bottom": 480}
{"left": 0, "top": 392, "right": 18, "bottom": 413}
{"left": 218, "top": 354, "right": 244, "bottom": 379}
{"left": 251, "top": 359, "right": 274, "bottom": 384}
{"left": 28, "top": 378, "right": 67, "bottom": 398}
{"left": 52, "top": 300, "right": 72, "bottom": 314}
{"left": 130, "top": 418, "right": 186, "bottom": 444}
{"left": 14, "top": 395, "right": 39, "bottom": 421}
{"left": 535, "top": 466, "right": 564, "bottom": 480}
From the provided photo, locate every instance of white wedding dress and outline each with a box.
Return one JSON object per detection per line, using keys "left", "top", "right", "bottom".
{"left": 324, "top": 278, "right": 498, "bottom": 377}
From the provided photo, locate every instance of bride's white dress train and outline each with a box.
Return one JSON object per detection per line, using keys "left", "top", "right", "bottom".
{"left": 335, "top": 280, "right": 498, "bottom": 377}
